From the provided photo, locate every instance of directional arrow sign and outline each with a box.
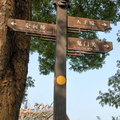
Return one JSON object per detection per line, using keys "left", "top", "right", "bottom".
{"left": 7, "top": 19, "right": 56, "bottom": 36}
{"left": 68, "top": 37, "right": 113, "bottom": 53}
{"left": 67, "top": 16, "right": 110, "bottom": 32}
{"left": 11, "top": 21, "right": 17, "bottom": 26}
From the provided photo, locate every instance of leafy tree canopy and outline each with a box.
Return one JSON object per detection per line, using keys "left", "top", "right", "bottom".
{"left": 97, "top": 116, "right": 120, "bottom": 120}
{"left": 117, "top": 29, "right": 120, "bottom": 42}
{"left": 22, "top": 76, "right": 35, "bottom": 102}
{"left": 30, "top": 0, "right": 120, "bottom": 75}
{"left": 97, "top": 60, "right": 120, "bottom": 108}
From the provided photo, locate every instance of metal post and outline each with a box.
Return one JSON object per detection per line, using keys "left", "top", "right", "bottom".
{"left": 53, "top": 1, "right": 68, "bottom": 120}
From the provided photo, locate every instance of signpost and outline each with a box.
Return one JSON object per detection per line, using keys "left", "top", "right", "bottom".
{"left": 67, "top": 16, "right": 110, "bottom": 33}
{"left": 54, "top": 4, "right": 67, "bottom": 120}
{"left": 7, "top": 19, "right": 56, "bottom": 40}
{"left": 68, "top": 37, "right": 113, "bottom": 53}
{"left": 7, "top": 0, "right": 113, "bottom": 120}
{"left": 8, "top": 16, "right": 110, "bottom": 35}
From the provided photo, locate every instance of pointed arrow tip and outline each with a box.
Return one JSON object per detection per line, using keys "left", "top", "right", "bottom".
{"left": 104, "top": 44, "right": 109, "bottom": 48}
{"left": 11, "top": 22, "right": 17, "bottom": 26}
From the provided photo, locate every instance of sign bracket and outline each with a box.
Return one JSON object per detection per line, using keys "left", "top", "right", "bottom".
{"left": 25, "top": 32, "right": 56, "bottom": 41}
{"left": 67, "top": 50, "right": 95, "bottom": 56}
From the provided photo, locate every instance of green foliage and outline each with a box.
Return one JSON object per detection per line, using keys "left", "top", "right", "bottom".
{"left": 117, "top": 30, "right": 120, "bottom": 42}
{"left": 30, "top": 0, "right": 120, "bottom": 75}
{"left": 69, "top": 0, "right": 120, "bottom": 22}
{"left": 96, "top": 116, "right": 101, "bottom": 120}
{"left": 97, "top": 116, "right": 120, "bottom": 120}
{"left": 96, "top": 60, "right": 120, "bottom": 108}
{"left": 32, "top": 0, "right": 55, "bottom": 23}
{"left": 69, "top": 53, "right": 106, "bottom": 73}
{"left": 111, "top": 116, "right": 120, "bottom": 120}
{"left": 22, "top": 76, "right": 35, "bottom": 102}
{"left": 30, "top": 37, "right": 55, "bottom": 75}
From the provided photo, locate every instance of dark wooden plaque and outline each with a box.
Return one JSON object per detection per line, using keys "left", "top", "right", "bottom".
{"left": 68, "top": 37, "right": 113, "bottom": 53}
{"left": 7, "top": 19, "right": 56, "bottom": 36}
{"left": 68, "top": 16, "right": 110, "bottom": 32}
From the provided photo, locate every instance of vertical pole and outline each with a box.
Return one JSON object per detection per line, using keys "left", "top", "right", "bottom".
{"left": 54, "top": 4, "right": 67, "bottom": 120}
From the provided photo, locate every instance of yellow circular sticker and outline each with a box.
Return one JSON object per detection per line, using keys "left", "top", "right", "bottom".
{"left": 56, "top": 76, "right": 66, "bottom": 85}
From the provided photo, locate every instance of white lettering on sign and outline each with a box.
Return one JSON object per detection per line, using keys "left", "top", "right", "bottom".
{"left": 77, "top": 19, "right": 95, "bottom": 26}
{"left": 33, "top": 24, "right": 38, "bottom": 29}
{"left": 83, "top": 41, "right": 87, "bottom": 46}
{"left": 89, "top": 21, "right": 95, "bottom": 25}
{"left": 77, "top": 40, "right": 90, "bottom": 47}
{"left": 40, "top": 25, "right": 45, "bottom": 30}
{"left": 91, "top": 42, "right": 96, "bottom": 47}
{"left": 77, "top": 20, "right": 81, "bottom": 24}
{"left": 25, "top": 23, "right": 46, "bottom": 31}
{"left": 77, "top": 41, "right": 82, "bottom": 46}
{"left": 84, "top": 20, "right": 88, "bottom": 24}
{"left": 102, "top": 23, "right": 107, "bottom": 26}
{"left": 83, "top": 41, "right": 90, "bottom": 46}
{"left": 25, "top": 23, "right": 31, "bottom": 28}
{"left": 76, "top": 40, "right": 98, "bottom": 48}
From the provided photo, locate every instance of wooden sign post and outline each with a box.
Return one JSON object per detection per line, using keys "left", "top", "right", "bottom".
{"left": 54, "top": 5, "right": 67, "bottom": 119}
{"left": 67, "top": 16, "right": 110, "bottom": 33}
{"left": 67, "top": 37, "right": 113, "bottom": 54}
{"left": 7, "top": 1, "right": 113, "bottom": 120}
{"left": 54, "top": 1, "right": 68, "bottom": 120}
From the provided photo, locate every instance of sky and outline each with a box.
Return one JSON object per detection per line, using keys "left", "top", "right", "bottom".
{"left": 27, "top": 22, "right": 120, "bottom": 120}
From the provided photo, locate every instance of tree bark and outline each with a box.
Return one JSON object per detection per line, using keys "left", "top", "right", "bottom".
{"left": 0, "top": 0, "right": 32, "bottom": 120}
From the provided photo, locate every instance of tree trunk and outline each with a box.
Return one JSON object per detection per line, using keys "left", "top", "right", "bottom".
{"left": 0, "top": 0, "right": 32, "bottom": 120}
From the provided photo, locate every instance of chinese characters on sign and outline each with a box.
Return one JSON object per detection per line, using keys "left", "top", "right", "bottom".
{"left": 68, "top": 37, "right": 113, "bottom": 53}
{"left": 25, "top": 23, "right": 46, "bottom": 32}
{"left": 7, "top": 18, "right": 112, "bottom": 54}
{"left": 68, "top": 16, "right": 110, "bottom": 32}
{"left": 7, "top": 19, "right": 56, "bottom": 36}
{"left": 7, "top": 17, "right": 110, "bottom": 36}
